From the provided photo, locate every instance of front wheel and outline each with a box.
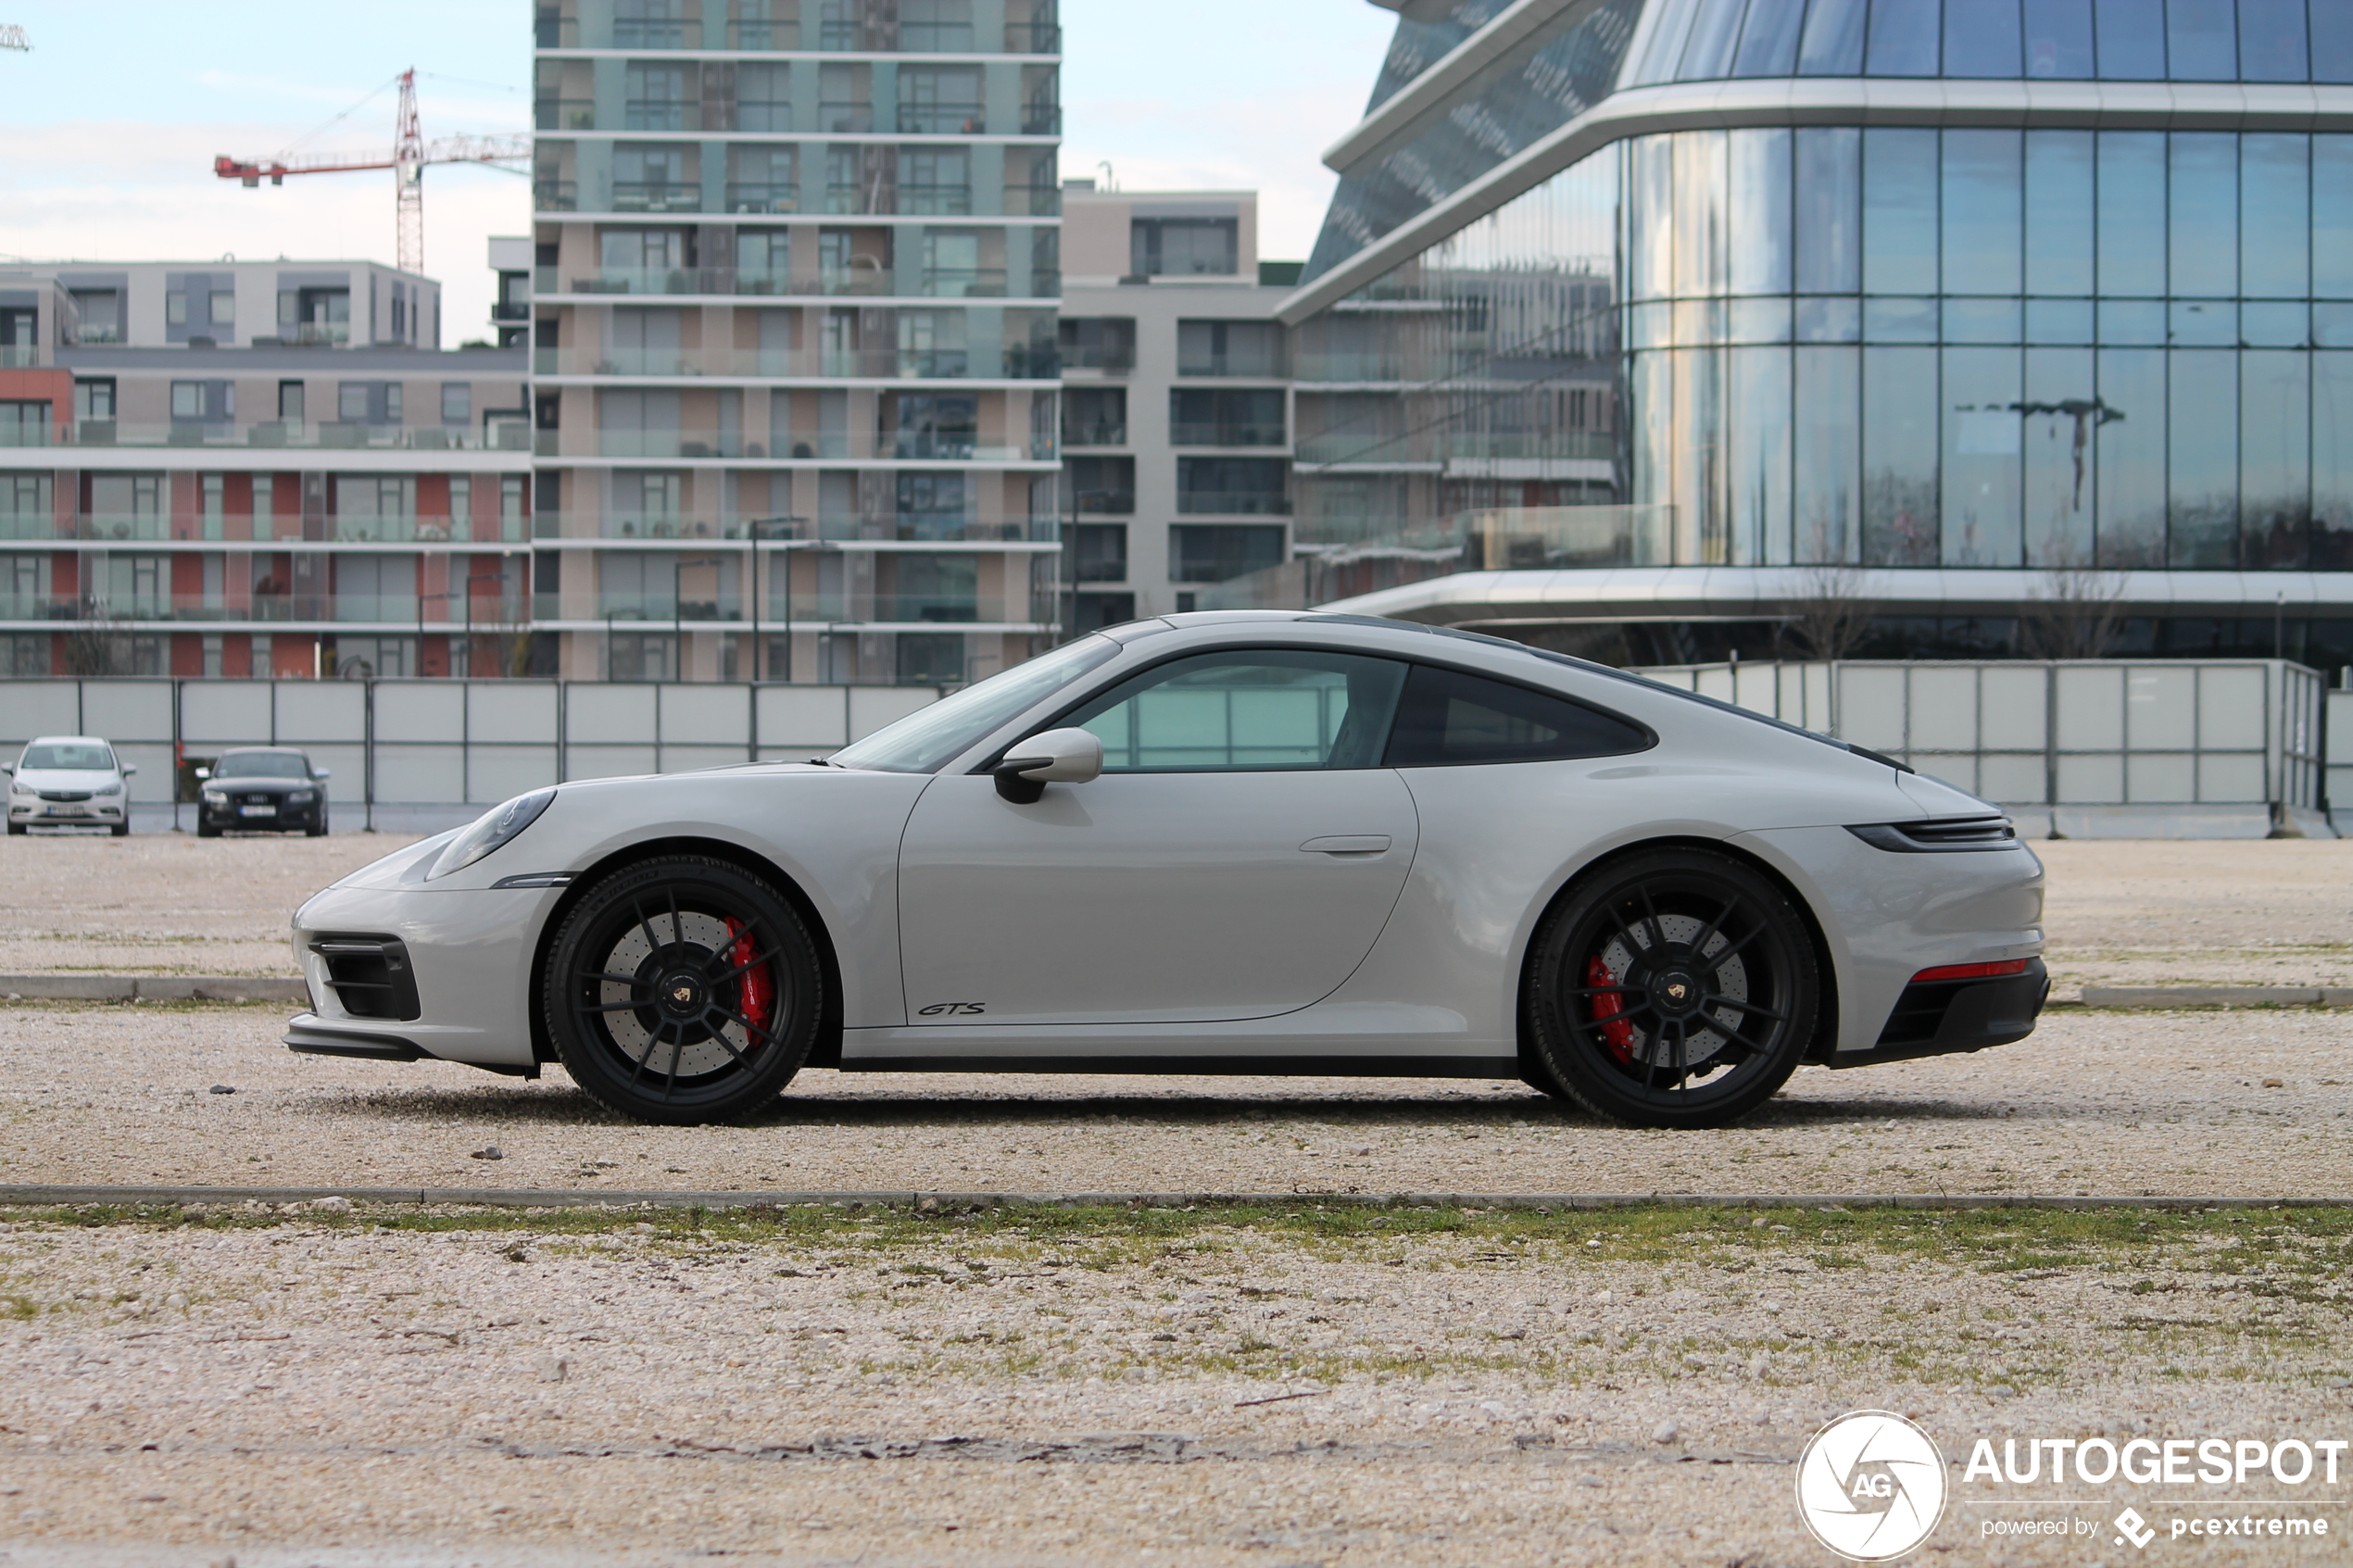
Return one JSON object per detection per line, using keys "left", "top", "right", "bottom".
{"left": 1523, "top": 847, "right": 1818, "bottom": 1128}
{"left": 110, "top": 822, "right": 130, "bottom": 837}
{"left": 542, "top": 854, "right": 824, "bottom": 1124}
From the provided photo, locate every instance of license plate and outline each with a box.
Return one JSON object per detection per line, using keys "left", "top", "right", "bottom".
{"left": 44, "top": 806, "right": 86, "bottom": 817}
{"left": 239, "top": 804, "right": 277, "bottom": 817}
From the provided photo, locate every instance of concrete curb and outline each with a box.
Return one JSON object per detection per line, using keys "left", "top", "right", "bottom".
{"left": 0, "top": 974, "right": 306, "bottom": 1004}
{"left": 0, "top": 1185, "right": 2340, "bottom": 1213}
{"left": 2079, "top": 985, "right": 2353, "bottom": 1009}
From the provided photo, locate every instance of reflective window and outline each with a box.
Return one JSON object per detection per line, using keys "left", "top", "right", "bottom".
{"left": 1069, "top": 650, "right": 1409, "bottom": 772}
{"left": 1384, "top": 665, "right": 1651, "bottom": 767}
{"left": 1634, "top": 0, "right": 2334, "bottom": 82}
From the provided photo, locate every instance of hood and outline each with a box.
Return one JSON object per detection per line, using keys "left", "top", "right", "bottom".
{"left": 11, "top": 768, "right": 121, "bottom": 791}
{"left": 208, "top": 775, "right": 316, "bottom": 794}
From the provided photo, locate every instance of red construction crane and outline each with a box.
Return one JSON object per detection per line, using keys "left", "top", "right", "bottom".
{"left": 213, "top": 69, "right": 529, "bottom": 276}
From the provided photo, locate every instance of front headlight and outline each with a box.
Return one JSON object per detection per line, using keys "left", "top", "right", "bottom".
{"left": 288, "top": 790, "right": 315, "bottom": 803}
{"left": 427, "top": 788, "right": 556, "bottom": 880}
{"left": 94, "top": 783, "right": 122, "bottom": 797}
{"left": 201, "top": 788, "right": 227, "bottom": 804}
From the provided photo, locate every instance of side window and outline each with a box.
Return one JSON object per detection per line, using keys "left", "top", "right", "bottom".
{"left": 1063, "top": 649, "right": 1408, "bottom": 772}
{"left": 1384, "top": 664, "right": 1651, "bottom": 767}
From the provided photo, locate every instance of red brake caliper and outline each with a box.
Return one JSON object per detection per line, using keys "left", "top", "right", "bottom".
{"left": 1584, "top": 955, "right": 1636, "bottom": 1063}
{"left": 724, "top": 918, "right": 773, "bottom": 1034}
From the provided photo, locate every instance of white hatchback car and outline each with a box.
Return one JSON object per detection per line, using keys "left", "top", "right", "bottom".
{"left": 6, "top": 736, "right": 137, "bottom": 836}
{"left": 286, "top": 613, "right": 2048, "bottom": 1130}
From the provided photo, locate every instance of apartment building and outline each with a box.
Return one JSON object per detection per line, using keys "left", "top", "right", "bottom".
{"left": 529, "top": 0, "right": 1064, "bottom": 685}
{"left": 0, "top": 259, "right": 533, "bottom": 679}
{"left": 1057, "top": 183, "right": 1300, "bottom": 629}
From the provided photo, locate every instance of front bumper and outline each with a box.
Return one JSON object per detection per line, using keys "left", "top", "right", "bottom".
{"left": 9, "top": 799, "right": 125, "bottom": 823}
{"left": 201, "top": 797, "right": 324, "bottom": 830}
{"left": 285, "top": 879, "right": 554, "bottom": 1068}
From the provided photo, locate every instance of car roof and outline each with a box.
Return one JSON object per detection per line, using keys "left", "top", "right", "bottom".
{"left": 24, "top": 736, "right": 113, "bottom": 748}
{"left": 220, "top": 746, "right": 307, "bottom": 754}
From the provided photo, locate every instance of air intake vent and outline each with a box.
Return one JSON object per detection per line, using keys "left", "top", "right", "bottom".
{"left": 308, "top": 935, "right": 421, "bottom": 1021}
{"left": 1845, "top": 817, "right": 2018, "bottom": 853}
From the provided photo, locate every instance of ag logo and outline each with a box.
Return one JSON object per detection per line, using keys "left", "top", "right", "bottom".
{"left": 1795, "top": 1411, "right": 1947, "bottom": 1562}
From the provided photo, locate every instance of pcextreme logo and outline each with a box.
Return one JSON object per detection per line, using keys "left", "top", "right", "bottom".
{"left": 1796, "top": 1411, "right": 1950, "bottom": 1562}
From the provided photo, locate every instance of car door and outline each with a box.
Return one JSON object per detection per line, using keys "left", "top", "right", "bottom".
{"left": 895, "top": 646, "right": 1421, "bottom": 1027}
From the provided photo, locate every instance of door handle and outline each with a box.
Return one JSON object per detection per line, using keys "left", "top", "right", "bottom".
{"left": 1299, "top": 835, "right": 1390, "bottom": 855}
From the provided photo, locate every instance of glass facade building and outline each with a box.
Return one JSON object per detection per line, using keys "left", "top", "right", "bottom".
{"left": 532, "top": 0, "right": 1063, "bottom": 684}
{"left": 1283, "top": 0, "right": 2353, "bottom": 666}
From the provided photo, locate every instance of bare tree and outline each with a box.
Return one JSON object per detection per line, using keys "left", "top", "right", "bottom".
{"left": 2019, "top": 562, "right": 2129, "bottom": 660}
{"left": 62, "top": 607, "right": 127, "bottom": 677}
{"left": 1785, "top": 559, "right": 1876, "bottom": 662}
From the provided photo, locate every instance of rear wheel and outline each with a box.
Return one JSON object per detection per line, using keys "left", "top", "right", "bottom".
{"left": 542, "top": 855, "right": 823, "bottom": 1124}
{"left": 1523, "top": 847, "right": 1818, "bottom": 1128}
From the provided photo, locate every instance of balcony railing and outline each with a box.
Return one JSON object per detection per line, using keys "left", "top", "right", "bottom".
{"left": 0, "top": 345, "right": 44, "bottom": 370}
{"left": 899, "top": 104, "right": 986, "bottom": 134}
{"left": 534, "top": 97, "right": 596, "bottom": 131}
{"left": 900, "top": 24, "right": 977, "bottom": 50}
{"left": 623, "top": 99, "right": 692, "bottom": 132}
{"left": 1290, "top": 431, "right": 1617, "bottom": 466}
{"left": 0, "top": 512, "right": 530, "bottom": 544}
{"left": 1176, "top": 490, "right": 1292, "bottom": 516}
{"left": 1063, "top": 420, "right": 1126, "bottom": 447}
{"left": 918, "top": 267, "right": 1008, "bottom": 298}
{"left": 898, "top": 182, "right": 974, "bottom": 216}
{"left": 1073, "top": 490, "right": 1136, "bottom": 514}
{"left": 547, "top": 266, "right": 1051, "bottom": 301}
{"left": 1003, "top": 184, "right": 1060, "bottom": 216}
{"left": 728, "top": 19, "right": 800, "bottom": 47}
{"left": 31, "top": 420, "right": 529, "bottom": 454}
{"left": 724, "top": 182, "right": 799, "bottom": 214}
{"left": 1022, "top": 104, "right": 1062, "bottom": 134}
{"left": 610, "top": 18, "right": 698, "bottom": 47}
{"left": 591, "top": 592, "right": 1016, "bottom": 626}
{"left": 1170, "top": 422, "right": 1287, "bottom": 447}
{"left": 491, "top": 301, "right": 531, "bottom": 322}
{"left": 819, "top": 103, "right": 874, "bottom": 132}
{"left": 534, "top": 180, "right": 579, "bottom": 212}
{"left": 1005, "top": 21, "right": 1062, "bottom": 52}
{"left": 0, "top": 593, "right": 527, "bottom": 626}
{"left": 610, "top": 181, "right": 704, "bottom": 214}
{"left": 556, "top": 513, "right": 1060, "bottom": 544}
{"left": 591, "top": 431, "right": 748, "bottom": 459}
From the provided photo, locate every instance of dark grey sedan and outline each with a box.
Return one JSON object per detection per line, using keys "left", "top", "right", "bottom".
{"left": 196, "top": 748, "right": 330, "bottom": 837}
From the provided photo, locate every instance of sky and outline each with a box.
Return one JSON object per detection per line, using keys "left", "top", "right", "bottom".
{"left": 0, "top": 1, "right": 1397, "bottom": 342}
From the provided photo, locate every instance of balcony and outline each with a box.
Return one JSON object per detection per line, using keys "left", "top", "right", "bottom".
{"left": 724, "top": 182, "right": 799, "bottom": 214}
{"left": 1003, "top": 184, "right": 1060, "bottom": 216}
{"left": 1170, "top": 422, "right": 1286, "bottom": 447}
{"left": 0, "top": 345, "right": 44, "bottom": 370}
{"left": 819, "top": 103, "right": 874, "bottom": 133}
{"left": 31, "top": 420, "right": 529, "bottom": 454}
{"left": 1005, "top": 21, "right": 1062, "bottom": 52}
{"left": 610, "top": 182, "right": 704, "bottom": 214}
{"left": 898, "top": 182, "right": 974, "bottom": 217}
{"left": 1063, "top": 420, "right": 1126, "bottom": 447}
{"left": 622, "top": 99, "right": 692, "bottom": 132}
{"left": 1021, "top": 103, "right": 1062, "bottom": 135}
{"left": 534, "top": 180, "right": 579, "bottom": 212}
{"left": 537, "top": 513, "right": 1063, "bottom": 544}
{"left": 610, "top": 17, "right": 699, "bottom": 47}
{"left": 898, "top": 103, "right": 985, "bottom": 135}
{"left": 1072, "top": 489, "right": 1136, "bottom": 514}
{"left": 591, "top": 431, "right": 747, "bottom": 459}
{"left": 0, "top": 592, "right": 525, "bottom": 627}
{"left": 285, "top": 322, "right": 351, "bottom": 346}
{"left": 1176, "top": 491, "right": 1292, "bottom": 516}
{"left": 491, "top": 301, "right": 531, "bottom": 323}
{"left": 534, "top": 98, "right": 595, "bottom": 132}
{"left": 1290, "top": 431, "right": 1617, "bottom": 467}
{"left": 918, "top": 267, "right": 1008, "bottom": 299}
{"left": 728, "top": 19, "right": 799, "bottom": 46}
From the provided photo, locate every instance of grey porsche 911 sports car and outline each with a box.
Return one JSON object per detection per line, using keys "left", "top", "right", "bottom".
{"left": 284, "top": 612, "right": 2046, "bottom": 1128}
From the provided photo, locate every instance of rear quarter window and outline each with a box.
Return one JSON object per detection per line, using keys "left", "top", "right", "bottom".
{"left": 1383, "top": 663, "right": 1653, "bottom": 767}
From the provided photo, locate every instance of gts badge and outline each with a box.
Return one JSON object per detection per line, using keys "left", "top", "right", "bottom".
{"left": 919, "top": 1001, "right": 987, "bottom": 1017}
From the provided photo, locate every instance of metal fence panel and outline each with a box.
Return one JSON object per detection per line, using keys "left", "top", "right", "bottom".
{"left": 1909, "top": 667, "right": 1979, "bottom": 753}
{"left": 273, "top": 683, "right": 367, "bottom": 745}
{"left": 80, "top": 681, "right": 172, "bottom": 744}
{"left": 661, "top": 685, "right": 751, "bottom": 748}
{"left": 468, "top": 745, "right": 559, "bottom": 802}
{"left": 374, "top": 683, "right": 463, "bottom": 744}
{"left": 849, "top": 687, "right": 936, "bottom": 740}
{"left": 565, "top": 745, "right": 658, "bottom": 781}
{"left": 569, "top": 684, "right": 656, "bottom": 746}
{"left": 178, "top": 682, "right": 271, "bottom": 745}
{"left": 0, "top": 682, "right": 82, "bottom": 745}
{"left": 469, "top": 684, "right": 558, "bottom": 746}
{"left": 374, "top": 746, "right": 467, "bottom": 806}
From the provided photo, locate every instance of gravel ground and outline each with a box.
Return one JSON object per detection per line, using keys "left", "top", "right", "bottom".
{"left": 0, "top": 1202, "right": 2347, "bottom": 1566}
{"left": 5, "top": 831, "right": 2353, "bottom": 998}
{"left": 0, "top": 998, "right": 2347, "bottom": 1198}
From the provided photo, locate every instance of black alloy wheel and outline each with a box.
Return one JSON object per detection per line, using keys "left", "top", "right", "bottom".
{"left": 542, "top": 854, "right": 823, "bottom": 1124}
{"left": 1523, "top": 847, "right": 1818, "bottom": 1128}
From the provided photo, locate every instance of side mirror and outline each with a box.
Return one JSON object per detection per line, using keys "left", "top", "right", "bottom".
{"left": 194, "top": 767, "right": 209, "bottom": 780}
{"left": 121, "top": 764, "right": 138, "bottom": 777}
{"left": 991, "top": 727, "right": 1103, "bottom": 804}
{"left": 314, "top": 767, "right": 332, "bottom": 779}
{"left": 0, "top": 764, "right": 11, "bottom": 776}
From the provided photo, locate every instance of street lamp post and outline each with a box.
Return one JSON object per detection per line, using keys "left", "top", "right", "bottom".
{"left": 740, "top": 516, "right": 811, "bottom": 683}
{"left": 673, "top": 556, "right": 724, "bottom": 683}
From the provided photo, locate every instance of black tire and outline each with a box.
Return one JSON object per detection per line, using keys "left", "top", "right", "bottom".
{"left": 5, "top": 822, "right": 22, "bottom": 835}
{"left": 195, "top": 821, "right": 220, "bottom": 838}
{"left": 542, "top": 854, "right": 823, "bottom": 1124}
{"left": 110, "top": 822, "right": 130, "bottom": 837}
{"left": 1523, "top": 847, "right": 1818, "bottom": 1129}
{"left": 306, "top": 815, "right": 328, "bottom": 837}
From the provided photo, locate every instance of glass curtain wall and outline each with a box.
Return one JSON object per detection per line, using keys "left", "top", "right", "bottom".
{"left": 1300, "top": 122, "right": 2353, "bottom": 570}
{"left": 1626, "top": 0, "right": 2353, "bottom": 86}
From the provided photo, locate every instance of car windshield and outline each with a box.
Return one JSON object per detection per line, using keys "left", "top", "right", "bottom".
{"left": 829, "top": 635, "right": 1125, "bottom": 774}
{"left": 19, "top": 743, "right": 114, "bottom": 771}
{"left": 217, "top": 752, "right": 308, "bottom": 779}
